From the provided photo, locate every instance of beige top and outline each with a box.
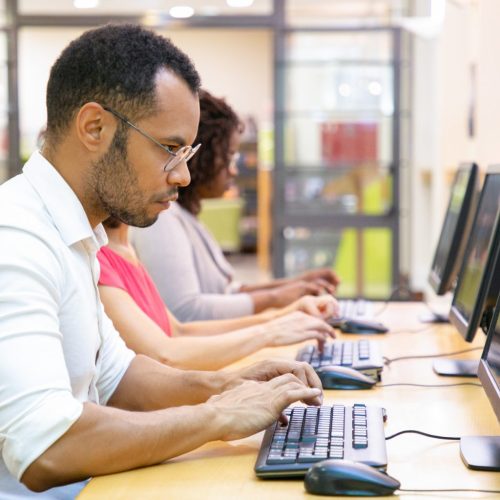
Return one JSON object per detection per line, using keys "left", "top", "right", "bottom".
{"left": 132, "top": 202, "right": 253, "bottom": 321}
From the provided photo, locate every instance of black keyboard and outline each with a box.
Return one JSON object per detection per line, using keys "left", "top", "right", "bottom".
{"left": 296, "top": 340, "right": 384, "bottom": 381}
{"left": 328, "top": 300, "right": 389, "bottom": 333}
{"left": 255, "top": 404, "right": 388, "bottom": 477}
{"left": 339, "top": 299, "right": 373, "bottom": 318}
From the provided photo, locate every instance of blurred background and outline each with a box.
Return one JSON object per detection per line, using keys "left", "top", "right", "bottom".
{"left": 0, "top": 0, "right": 497, "bottom": 300}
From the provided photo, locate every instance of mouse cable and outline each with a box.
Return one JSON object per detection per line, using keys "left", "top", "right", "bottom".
{"left": 372, "top": 285, "right": 454, "bottom": 323}
{"left": 385, "top": 429, "right": 460, "bottom": 441}
{"left": 377, "top": 382, "right": 482, "bottom": 388}
{"left": 399, "top": 488, "right": 500, "bottom": 494}
{"left": 383, "top": 346, "right": 483, "bottom": 366}
{"left": 372, "top": 285, "right": 413, "bottom": 317}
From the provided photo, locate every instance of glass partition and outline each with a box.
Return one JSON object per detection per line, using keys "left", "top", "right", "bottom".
{"left": 284, "top": 166, "right": 393, "bottom": 217}
{"left": 273, "top": 27, "right": 407, "bottom": 299}
{"left": 286, "top": 0, "right": 410, "bottom": 27}
{"left": 284, "top": 226, "right": 392, "bottom": 298}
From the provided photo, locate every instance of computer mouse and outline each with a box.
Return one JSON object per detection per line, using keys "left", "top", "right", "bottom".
{"left": 339, "top": 319, "right": 389, "bottom": 334}
{"left": 316, "top": 365, "right": 376, "bottom": 390}
{"left": 304, "top": 459, "right": 400, "bottom": 497}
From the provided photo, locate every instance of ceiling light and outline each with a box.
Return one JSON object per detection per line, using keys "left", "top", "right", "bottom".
{"left": 338, "top": 83, "right": 352, "bottom": 97}
{"left": 226, "top": 0, "right": 254, "bottom": 7}
{"left": 169, "top": 5, "right": 195, "bottom": 18}
{"left": 368, "top": 81, "right": 382, "bottom": 96}
{"left": 74, "top": 0, "right": 99, "bottom": 8}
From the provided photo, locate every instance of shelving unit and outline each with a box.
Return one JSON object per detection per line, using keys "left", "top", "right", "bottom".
{"left": 272, "top": 27, "right": 410, "bottom": 299}
{"left": 235, "top": 116, "right": 259, "bottom": 252}
{"left": 236, "top": 138, "right": 259, "bottom": 251}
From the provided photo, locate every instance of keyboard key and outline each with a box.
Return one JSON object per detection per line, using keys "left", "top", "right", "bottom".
{"left": 297, "top": 454, "right": 325, "bottom": 463}
{"left": 267, "top": 456, "right": 297, "bottom": 465}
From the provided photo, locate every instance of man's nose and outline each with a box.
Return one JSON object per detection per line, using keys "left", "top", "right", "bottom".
{"left": 167, "top": 160, "right": 191, "bottom": 187}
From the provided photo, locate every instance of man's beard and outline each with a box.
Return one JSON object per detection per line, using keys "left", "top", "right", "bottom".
{"left": 89, "top": 128, "right": 159, "bottom": 228}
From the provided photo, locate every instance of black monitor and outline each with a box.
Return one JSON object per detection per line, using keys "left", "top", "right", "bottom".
{"left": 460, "top": 294, "right": 500, "bottom": 471}
{"left": 428, "top": 163, "right": 479, "bottom": 295}
{"left": 434, "top": 166, "right": 500, "bottom": 376}
{"left": 479, "top": 295, "right": 500, "bottom": 421}
{"left": 449, "top": 166, "right": 500, "bottom": 342}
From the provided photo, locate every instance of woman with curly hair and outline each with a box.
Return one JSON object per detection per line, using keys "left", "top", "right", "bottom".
{"left": 132, "top": 89, "right": 340, "bottom": 322}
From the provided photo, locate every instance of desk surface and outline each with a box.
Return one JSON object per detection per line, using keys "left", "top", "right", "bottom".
{"left": 79, "top": 303, "right": 500, "bottom": 500}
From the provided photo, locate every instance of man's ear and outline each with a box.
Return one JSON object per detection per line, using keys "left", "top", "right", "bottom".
{"left": 75, "top": 102, "right": 115, "bottom": 152}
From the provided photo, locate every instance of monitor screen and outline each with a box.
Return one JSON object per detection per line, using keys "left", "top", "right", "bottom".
{"left": 429, "top": 163, "right": 479, "bottom": 295}
{"left": 479, "top": 294, "right": 500, "bottom": 422}
{"left": 449, "top": 166, "right": 500, "bottom": 342}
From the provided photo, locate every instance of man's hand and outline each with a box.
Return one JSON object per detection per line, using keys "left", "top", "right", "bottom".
{"left": 227, "top": 358, "right": 323, "bottom": 405}
{"left": 284, "top": 294, "right": 340, "bottom": 321}
{"left": 207, "top": 373, "right": 322, "bottom": 441}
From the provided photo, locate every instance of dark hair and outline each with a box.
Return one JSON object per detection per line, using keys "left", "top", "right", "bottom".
{"left": 45, "top": 23, "right": 201, "bottom": 144}
{"left": 177, "top": 89, "right": 242, "bottom": 214}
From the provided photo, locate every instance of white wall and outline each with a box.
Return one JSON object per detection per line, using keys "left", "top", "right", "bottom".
{"left": 476, "top": 0, "right": 500, "bottom": 167}
{"left": 18, "top": 27, "right": 272, "bottom": 155}
{"left": 18, "top": 27, "right": 83, "bottom": 154}
{"left": 163, "top": 29, "right": 272, "bottom": 124}
{"left": 410, "top": 0, "right": 500, "bottom": 295}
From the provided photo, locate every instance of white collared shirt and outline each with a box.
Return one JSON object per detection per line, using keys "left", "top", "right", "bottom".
{"left": 0, "top": 151, "right": 135, "bottom": 498}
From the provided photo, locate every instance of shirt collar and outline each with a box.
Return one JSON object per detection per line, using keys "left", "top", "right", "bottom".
{"left": 22, "top": 151, "right": 108, "bottom": 249}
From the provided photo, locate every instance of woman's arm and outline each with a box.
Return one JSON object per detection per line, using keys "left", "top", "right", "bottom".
{"left": 133, "top": 212, "right": 254, "bottom": 321}
{"left": 173, "top": 294, "right": 339, "bottom": 337}
{"left": 99, "top": 286, "right": 336, "bottom": 371}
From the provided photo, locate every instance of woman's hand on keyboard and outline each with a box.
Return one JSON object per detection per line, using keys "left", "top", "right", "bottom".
{"left": 263, "top": 311, "right": 336, "bottom": 351}
{"left": 268, "top": 280, "right": 328, "bottom": 308}
{"left": 298, "top": 268, "right": 341, "bottom": 291}
{"left": 207, "top": 372, "right": 323, "bottom": 441}
{"left": 284, "top": 294, "right": 340, "bottom": 321}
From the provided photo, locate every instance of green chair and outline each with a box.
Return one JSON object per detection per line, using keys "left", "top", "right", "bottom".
{"left": 199, "top": 198, "right": 244, "bottom": 253}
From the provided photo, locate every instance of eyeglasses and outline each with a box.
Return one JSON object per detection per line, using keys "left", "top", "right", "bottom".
{"left": 101, "top": 105, "right": 201, "bottom": 172}
{"left": 228, "top": 152, "right": 240, "bottom": 170}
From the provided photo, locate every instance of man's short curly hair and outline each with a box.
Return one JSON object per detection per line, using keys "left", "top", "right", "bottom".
{"left": 45, "top": 23, "right": 201, "bottom": 144}
{"left": 178, "top": 89, "right": 242, "bottom": 213}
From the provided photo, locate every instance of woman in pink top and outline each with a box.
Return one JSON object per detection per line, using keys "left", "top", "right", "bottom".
{"left": 97, "top": 217, "right": 339, "bottom": 370}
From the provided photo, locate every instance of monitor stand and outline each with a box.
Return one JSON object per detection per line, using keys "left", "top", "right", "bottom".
{"left": 432, "top": 359, "right": 478, "bottom": 377}
{"left": 460, "top": 436, "right": 500, "bottom": 471}
{"left": 419, "top": 311, "right": 450, "bottom": 324}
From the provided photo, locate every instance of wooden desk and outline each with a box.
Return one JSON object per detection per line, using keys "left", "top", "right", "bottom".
{"left": 79, "top": 303, "right": 500, "bottom": 500}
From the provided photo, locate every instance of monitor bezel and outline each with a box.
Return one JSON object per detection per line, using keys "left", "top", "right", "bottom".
{"left": 428, "top": 162, "right": 479, "bottom": 295}
{"left": 449, "top": 164, "right": 500, "bottom": 342}
{"left": 478, "top": 293, "right": 500, "bottom": 422}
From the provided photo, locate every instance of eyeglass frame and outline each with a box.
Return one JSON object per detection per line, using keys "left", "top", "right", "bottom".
{"left": 101, "top": 104, "right": 201, "bottom": 172}
{"left": 227, "top": 152, "right": 240, "bottom": 170}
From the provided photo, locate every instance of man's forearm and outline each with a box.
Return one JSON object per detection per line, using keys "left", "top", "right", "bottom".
{"left": 107, "top": 355, "right": 229, "bottom": 411}
{"left": 22, "top": 400, "right": 225, "bottom": 492}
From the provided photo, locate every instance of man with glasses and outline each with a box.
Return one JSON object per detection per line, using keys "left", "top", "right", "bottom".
{"left": 101, "top": 104, "right": 202, "bottom": 172}
{"left": 0, "top": 24, "right": 323, "bottom": 498}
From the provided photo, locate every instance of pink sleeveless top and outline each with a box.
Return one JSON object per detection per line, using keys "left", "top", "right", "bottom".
{"left": 98, "top": 246, "right": 172, "bottom": 337}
